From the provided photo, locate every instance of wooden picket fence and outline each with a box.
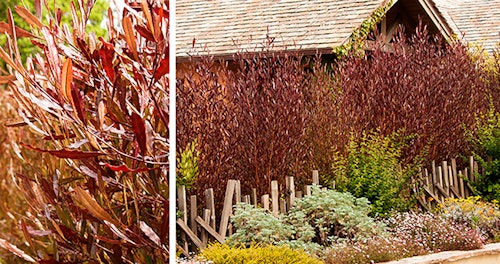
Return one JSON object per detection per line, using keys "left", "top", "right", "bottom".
{"left": 415, "top": 156, "right": 479, "bottom": 210}
{"left": 176, "top": 158, "right": 481, "bottom": 255}
{"left": 175, "top": 170, "right": 323, "bottom": 255}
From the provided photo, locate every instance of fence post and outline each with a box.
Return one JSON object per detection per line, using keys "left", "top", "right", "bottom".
{"left": 312, "top": 170, "right": 319, "bottom": 185}
{"left": 442, "top": 161, "right": 449, "bottom": 197}
{"left": 251, "top": 188, "right": 258, "bottom": 207}
{"left": 219, "top": 180, "right": 236, "bottom": 238}
{"left": 234, "top": 180, "right": 241, "bottom": 204}
{"left": 271, "top": 180, "right": 279, "bottom": 217}
{"left": 177, "top": 186, "right": 188, "bottom": 253}
{"left": 189, "top": 195, "right": 198, "bottom": 238}
{"left": 205, "top": 188, "right": 216, "bottom": 230}
{"left": 262, "top": 194, "right": 270, "bottom": 211}
{"left": 286, "top": 176, "right": 295, "bottom": 210}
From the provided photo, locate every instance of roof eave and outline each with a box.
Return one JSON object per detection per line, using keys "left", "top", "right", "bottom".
{"left": 418, "top": 0, "right": 455, "bottom": 40}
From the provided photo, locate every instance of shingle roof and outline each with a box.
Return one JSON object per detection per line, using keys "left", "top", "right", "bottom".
{"left": 176, "top": 0, "right": 500, "bottom": 58}
{"left": 176, "top": 0, "right": 388, "bottom": 58}
{"left": 433, "top": 0, "right": 500, "bottom": 54}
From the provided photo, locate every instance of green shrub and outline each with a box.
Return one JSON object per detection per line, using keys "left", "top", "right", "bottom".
{"left": 332, "top": 131, "right": 417, "bottom": 216}
{"left": 469, "top": 105, "right": 500, "bottom": 201}
{"left": 199, "top": 243, "right": 323, "bottom": 264}
{"left": 229, "top": 186, "right": 382, "bottom": 257}
{"left": 439, "top": 196, "right": 500, "bottom": 241}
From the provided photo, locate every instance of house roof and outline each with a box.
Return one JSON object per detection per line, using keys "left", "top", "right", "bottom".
{"left": 176, "top": 0, "right": 500, "bottom": 58}
{"left": 433, "top": 0, "right": 500, "bottom": 54}
{"left": 176, "top": 0, "right": 389, "bottom": 59}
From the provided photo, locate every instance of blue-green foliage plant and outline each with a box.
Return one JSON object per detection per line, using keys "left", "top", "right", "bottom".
{"left": 228, "top": 186, "right": 382, "bottom": 257}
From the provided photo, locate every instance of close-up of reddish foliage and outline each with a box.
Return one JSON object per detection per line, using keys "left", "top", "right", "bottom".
{"left": 0, "top": 0, "right": 172, "bottom": 262}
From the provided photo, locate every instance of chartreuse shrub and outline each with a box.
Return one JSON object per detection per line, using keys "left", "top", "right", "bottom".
{"left": 331, "top": 131, "right": 418, "bottom": 216}
{"left": 469, "top": 104, "right": 500, "bottom": 201}
{"left": 177, "top": 139, "right": 199, "bottom": 190}
{"left": 228, "top": 186, "right": 382, "bottom": 257}
{"left": 439, "top": 196, "right": 500, "bottom": 241}
{"left": 200, "top": 243, "right": 322, "bottom": 264}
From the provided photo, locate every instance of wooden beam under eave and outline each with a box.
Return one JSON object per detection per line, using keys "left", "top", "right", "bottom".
{"left": 417, "top": 0, "right": 454, "bottom": 41}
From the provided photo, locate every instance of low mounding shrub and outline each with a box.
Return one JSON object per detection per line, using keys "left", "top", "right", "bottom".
{"left": 332, "top": 131, "right": 417, "bottom": 216}
{"left": 385, "top": 212, "right": 485, "bottom": 253}
{"left": 439, "top": 196, "right": 500, "bottom": 241}
{"left": 327, "top": 212, "right": 485, "bottom": 264}
{"left": 199, "top": 243, "right": 323, "bottom": 264}
{"left": 325, "top": 236, "right": 416, "bottom": 264}
{"left": 229, "top": 186, "right": 382, "bottom": 257}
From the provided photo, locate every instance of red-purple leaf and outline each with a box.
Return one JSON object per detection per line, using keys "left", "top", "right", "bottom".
{"left": 0, "top": 22, "right": 35, "bottom": 38}
{"left": 41, "top": 27, "right": 61, "bottom": 80}
{"left": 154, "top": 58, "right": 169, "bottom": 80}
{"left": 98, "top": 38, "right": 115, "bottom": 82}
{"left": 21, "top": 143, "right": 103, "bottom": 159}
{"left": 135, "top": 25, "right": 155, "bottom": 42}
{"left": 131, "top": 112, "right": 147, "bottom": 156}
{"left": 153, "top": 7, "right": 169, "bottom": 19}
{"left": 102, "top": 163, "right": 154, "bottom": 173}
{"left": 71, "top": 83, "right": 87, "bottom": 124}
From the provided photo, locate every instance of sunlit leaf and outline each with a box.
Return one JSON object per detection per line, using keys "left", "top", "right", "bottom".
{"left": 14, "top": 6, "right": 44, "bottom": 30}
{"left": 0, "top": 75, "right": 16, "bottom": 84}
{"left": 72, "top": 186, "right": 114, "bottom": 223}
{"left": 141, "top": 0, "right": 154, "bottom": 37}
{"left": 61, "top": 58, "right": 74, "bottom": 103}
{"left": 0, "top": 238, "right": 36, "bottom": 262}
{"left": 123, "top": 15, "right": 138, "bottom": 60}
{"left": 140, "top": 221, "right": 161, "bottom": 247}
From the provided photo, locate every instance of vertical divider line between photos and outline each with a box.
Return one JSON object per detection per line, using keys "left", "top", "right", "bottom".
{"left": 168, "top": 0, "right": 177, "bottom": 263}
